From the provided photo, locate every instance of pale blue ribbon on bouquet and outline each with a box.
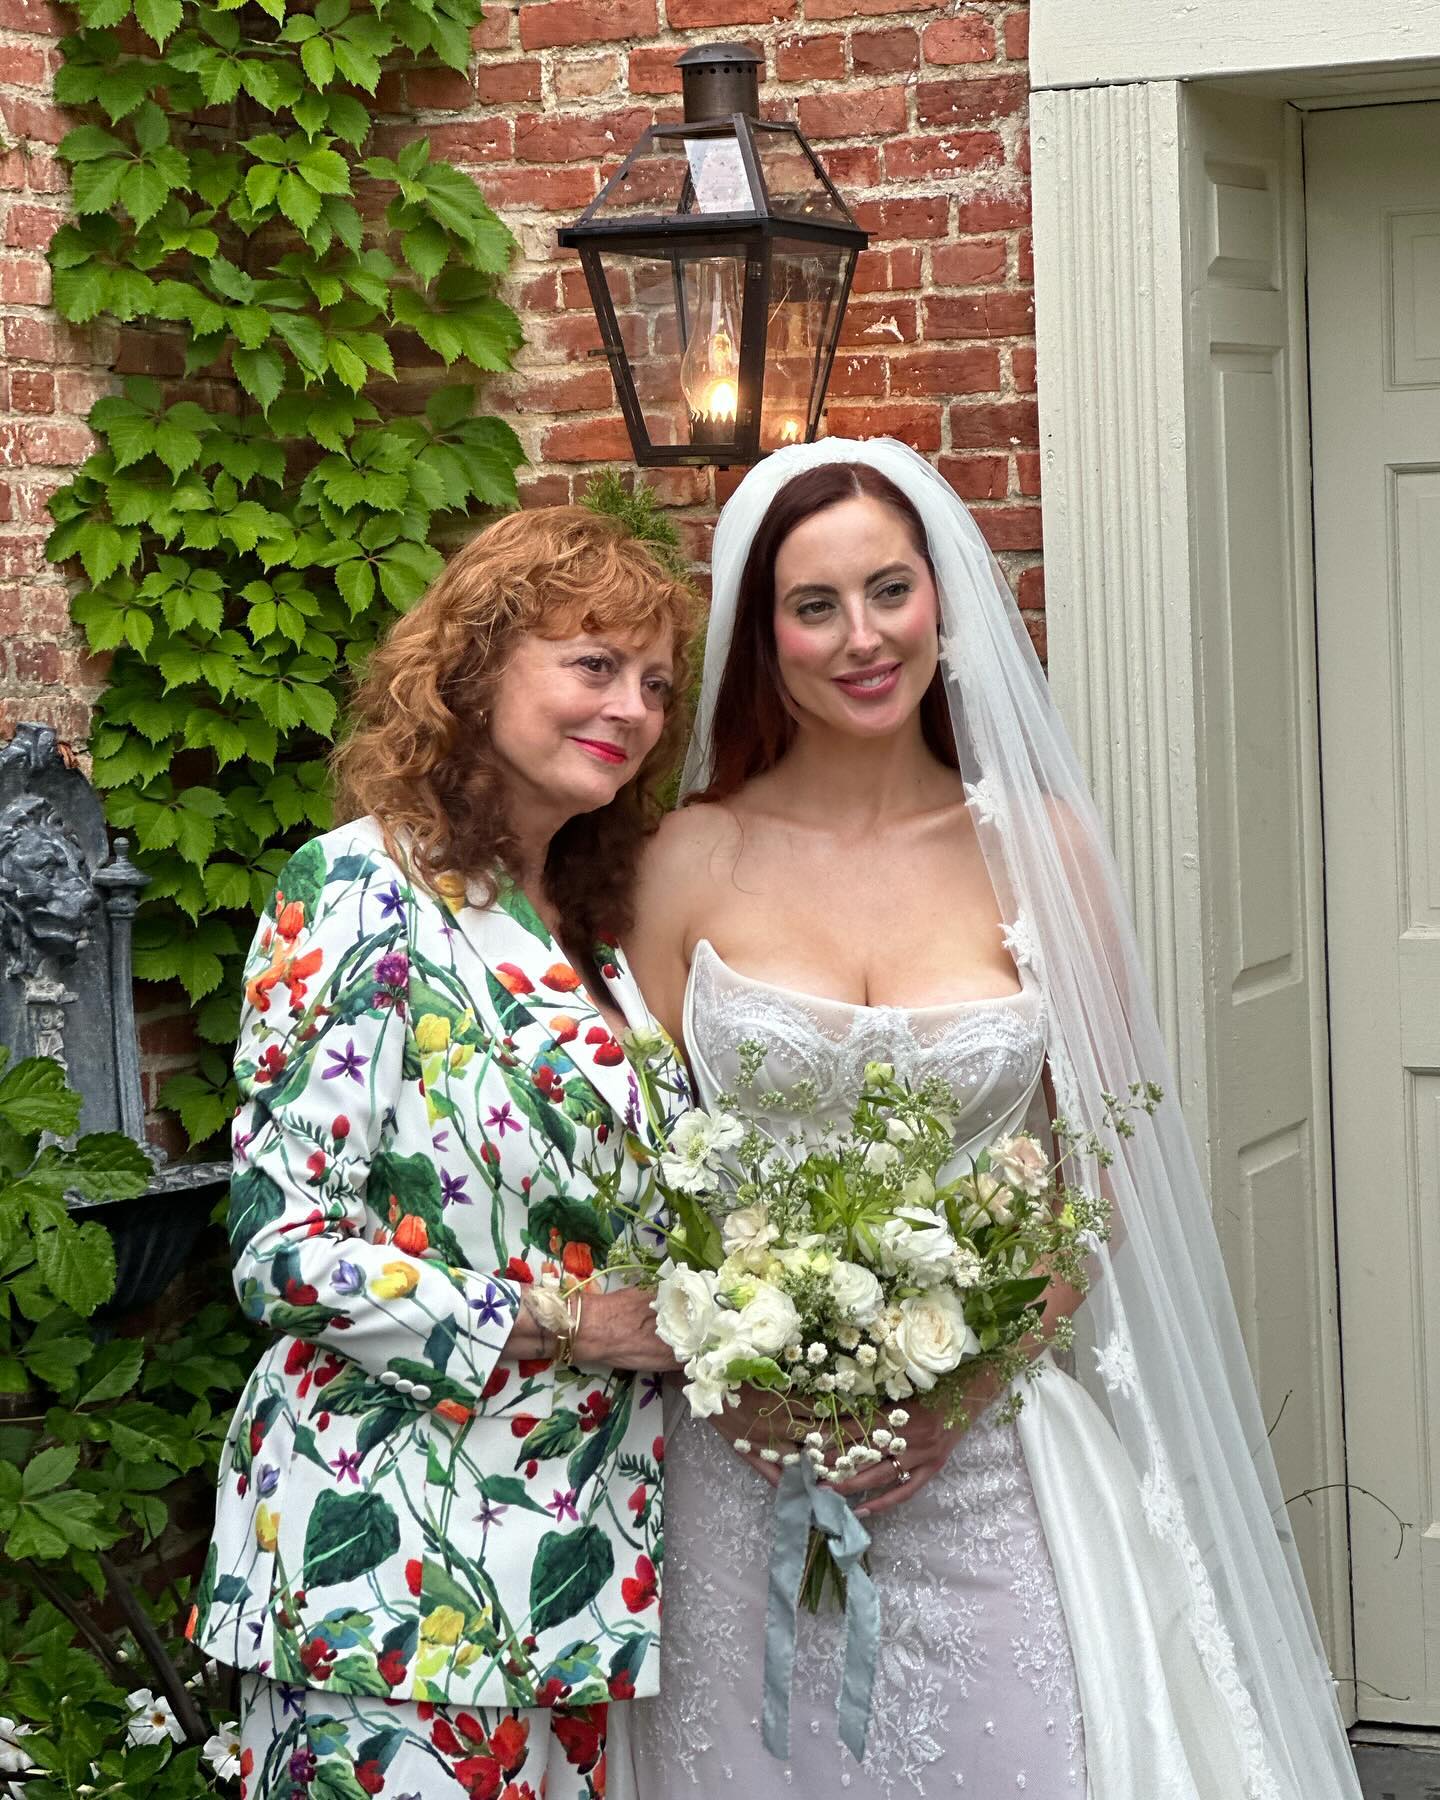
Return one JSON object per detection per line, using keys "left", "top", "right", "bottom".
{"left": 762, "top": 1458, "right": 880, "bottom": 1764}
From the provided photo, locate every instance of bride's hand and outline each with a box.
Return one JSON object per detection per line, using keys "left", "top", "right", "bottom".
{"left": 707, "top": 1384, "right": 814, "bottom": 1487}
{"left": 833, "top": 1406, "right": 972, "bottom": 1518}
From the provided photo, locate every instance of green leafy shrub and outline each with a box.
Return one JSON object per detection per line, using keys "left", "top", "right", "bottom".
{"left": 43, "top": 0, "right": 526, "bottom": 1140}
{"left": 0, "top": 1051, "right": 259, "bottom": 1793}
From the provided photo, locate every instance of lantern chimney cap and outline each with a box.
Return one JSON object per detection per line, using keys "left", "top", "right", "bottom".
{"left": 677, "top": 42, "right": 764, "bottom": 123}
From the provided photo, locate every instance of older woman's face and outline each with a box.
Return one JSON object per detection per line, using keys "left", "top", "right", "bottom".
{"left": 488, "top": 625, "right": 676, "bottom": 825}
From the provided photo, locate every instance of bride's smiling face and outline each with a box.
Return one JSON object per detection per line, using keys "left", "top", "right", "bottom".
{"left": 771, "top": 494, "right": 941, "bottom": 741}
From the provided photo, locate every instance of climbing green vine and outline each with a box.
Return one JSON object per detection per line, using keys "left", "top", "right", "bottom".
{"left": 43, "top": 0, "right": 526, "bottom": 1143}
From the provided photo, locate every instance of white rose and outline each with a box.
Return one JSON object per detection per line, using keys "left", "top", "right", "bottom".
{"left": 653, "top": 1266, "right": 719, "bottom": 1362}
{"left": 722, "top": 1203, "right": 779, "bottom": 1269}
{"left": 736, "top": 1283, "right": 801, "bottom": 1356}
{"left": 877, "top": 1204, "right": 958, "bottom": 1283}
{"left": 893, "top": 1289, "right": 978, "bottom": 1391}
{"left": 990, "top": 1133, "right": 1049, "bottom": 1198}
{"left": 828, "top": 1259, "right": 884, "bottom": 1325}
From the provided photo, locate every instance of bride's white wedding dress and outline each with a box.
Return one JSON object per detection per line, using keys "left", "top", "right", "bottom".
{"left": 612, "top": 940, "right": 1254, "bottom": 1800}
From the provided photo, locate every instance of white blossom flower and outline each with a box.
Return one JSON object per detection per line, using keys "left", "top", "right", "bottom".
{"left": 653, "top": 1266, "right": 720, "bottom": 1361}
{"left": 877, "top": 1204, "right": 958, "bottom": 1284}
{"left": 893, "top": 1289, "right": 977, "bottom": 1391}
{"left": 829, "top": 1259, "right": 883, "bottom": 1325}
{"left": 124, "top": 1690, "right": 185, "bottom": 1748}
{"left": 864, "top": 1139, "right": 901, "bottom": 1174}
{"left": 760, "top": 1447, "right": 780, "bottom": 1464}
{"left": 863, "top": 1061, "right": 895, "bottom": 1086}
{"left": 872, "top": 1428, "right": 892, "bottom": 1449}
{"left": 856, "top": 1343, "right": 878, "bottom": 1368}
{"left": 815, "top": 1373, "right": 837, "bottom": 1392}
{"left": 888, "top": 1408, "right": 910, "bottom": 1427}
{"left": 784, "top": 1343, "right": 802, "bottom": 1361}
{"left": 885, "top": 1117, "right": 917, "bottom": 1145}
{"left": 888, "top": 1435, "right": 909, "bottom": 1456}
{"left": 721, "top": 1203, "right": 780, "bottom": 1270}
{"left": 956, "top": 1170, "right": 1013, "bottom": 1227}
{"left": 734, "top": 1437, "right": 753, "bottom": 1454}
{"left": 736, "top": 1283, "right": 801, "bottom": 1356}
{"left": 781, "top": 1452, "right": 800, "bottom": 1467}
{"left": 804, "top": 1431, "right": 824, "bottom": 1449}
{"left": 836, "top": 1325, "right": 861, "bottom": 1350}
{"left": 660, "top": 1108, "right": 744, "bottom": 1195}
{"left": 806, "top": 1341, "right": 828, "bottom": 1366}
{"left": 990, "top": 1133, "right": 1049, "bottom": 1198}
{"left": 202, "top": 1722, "right": 242, "bottom": 1782}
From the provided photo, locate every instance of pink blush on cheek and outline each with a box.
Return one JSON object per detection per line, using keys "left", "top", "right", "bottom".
{"left": 772, "top": 613, "right": 831, "bottom": 679}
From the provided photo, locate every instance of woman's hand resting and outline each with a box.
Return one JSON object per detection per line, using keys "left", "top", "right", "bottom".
{"left": 504, "top": 1284, "right": 681, "bottom": 1373}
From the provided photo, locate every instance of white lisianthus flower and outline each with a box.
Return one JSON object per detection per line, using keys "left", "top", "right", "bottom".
{"left": 886, "top": 1116, "right": 917, "bottom": 1145}
{"left": 833, "top": 1353, "right": 876, "bottom": 1396}
{"left": 883, "top": 1368, "right": 915, "bottom": 1400}
{"left": 957, "top": 1169, "right": 1012, "bottom": 1226}
{"left": 125, "top": 1690, "right": 185, "bottom": 1748}
{"left": 829, "top": 1259, "right": 884, "bottom": 1325}
{"left": 863, "top": 1061, "right": 895, "bottom": 1085}
{"left": 653, "top": 1266, "right": 720, "bottom": 1361}
{"left": 203, "top": 1722, "right": 242, "bottom": 1781}
{"left": 660, "top": 1108, "right": 744, "bottom": 1195}
{"left": 736, "top": 1283, "right": 801, "bottom": 1356}
{"left": 901, "top": 1170, "right": 936, "bottom": 1206}
{"left": 990, "top": 1133, "right": 1049, "bottom": 1198}
{"left": 893, "top": 1289, "right": 978, "bottom": 1391}
{"left": 864, "top": 1139, "right": 901, "bottom": 1174}
{"left": 721, "top": 1203, "right": 780, "bottom": 1269}
{"left": 877, "top": 1204, "right": 958, "bottom": 1284}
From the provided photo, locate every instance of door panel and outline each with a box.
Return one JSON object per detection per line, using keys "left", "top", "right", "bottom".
{"left": 1308, "top": 98, "right": 1440, "bottom": 1727}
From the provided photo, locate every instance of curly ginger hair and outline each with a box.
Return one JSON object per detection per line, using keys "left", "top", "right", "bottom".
{"left": 333, "top": 506, "right": 698, "bottom": 950}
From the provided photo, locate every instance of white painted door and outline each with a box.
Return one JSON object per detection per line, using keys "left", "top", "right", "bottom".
{"left": 1308, "top": 99, "right": 1440, "bottom": 1728}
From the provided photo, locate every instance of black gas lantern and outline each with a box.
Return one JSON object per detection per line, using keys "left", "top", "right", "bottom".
{"left": 558, "top": 44, "right": 869, "bottom": 468}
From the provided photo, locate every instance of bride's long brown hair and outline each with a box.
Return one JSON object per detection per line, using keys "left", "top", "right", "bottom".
{"left": 693, "top": 461, "right": 957, "bottom": 804}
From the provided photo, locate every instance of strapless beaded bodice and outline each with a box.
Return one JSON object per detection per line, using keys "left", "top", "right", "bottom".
{"left": 682, "top": 937, "right": 1047, "bottom": 1160}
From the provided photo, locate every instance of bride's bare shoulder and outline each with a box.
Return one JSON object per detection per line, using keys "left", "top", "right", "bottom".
{"left": 642, "top": 798, "right": 746, "bottom": 882}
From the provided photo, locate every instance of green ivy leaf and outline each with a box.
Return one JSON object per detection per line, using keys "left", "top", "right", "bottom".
{"left": 0, "top": 1058, "right": 83, "bottom": 1137}
{"left": 233, "top": 346, "right": 285, "bottom": 411}
{"left": 36, "top": 1218, "right": 117, "bottom": 1317}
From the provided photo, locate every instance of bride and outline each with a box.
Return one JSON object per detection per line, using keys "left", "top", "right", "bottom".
{"left": 611, "top": 438, "right": 1361, "bottom": 1798}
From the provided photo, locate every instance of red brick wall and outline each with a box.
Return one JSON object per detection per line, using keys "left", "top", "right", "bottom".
{"left": 1, "top": 0, "right": 1040, "bottom": 737}
{"left": 0, "top": 0, "right": 1038, "bottom": 1130}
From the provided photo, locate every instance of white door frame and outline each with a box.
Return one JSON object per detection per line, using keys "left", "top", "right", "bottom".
{"left": 1029, "top": 0, "right": 1440, "bottom": 1717}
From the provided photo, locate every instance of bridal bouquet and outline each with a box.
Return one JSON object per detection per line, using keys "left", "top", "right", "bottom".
{"left": 601, "top": 1039, "right": 1144, "bottom": 1612}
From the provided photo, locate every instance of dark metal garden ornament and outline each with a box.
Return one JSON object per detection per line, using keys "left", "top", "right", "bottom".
{"left": 558, "top": 44, "right": 869, "bottom": 468}
{"left": 0, "top": 723, "right": 227, "bottom": 1314}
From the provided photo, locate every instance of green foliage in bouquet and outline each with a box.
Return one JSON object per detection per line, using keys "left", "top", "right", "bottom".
{"left": 0, "top": 1052, "right": 261, "bottom": 1792}
{"left": 43, "top": 0, "right": 527, "bottom": 1142}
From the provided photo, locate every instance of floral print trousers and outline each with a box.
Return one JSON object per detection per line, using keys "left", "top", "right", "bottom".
{"left": 238, "top": 1673, "right": 608, "bottom": 1800}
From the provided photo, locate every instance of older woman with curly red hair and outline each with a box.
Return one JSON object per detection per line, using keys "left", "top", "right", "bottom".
{"left": 193, "top": 507, "right": 697, "bottom": 1800}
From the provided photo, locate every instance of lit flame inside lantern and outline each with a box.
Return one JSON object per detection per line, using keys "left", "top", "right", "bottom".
{"left": 682, "top": 262, "right": 742, "bottom": 429}
{"left": 778, "top": 416, "right": 802, "bottom": 443}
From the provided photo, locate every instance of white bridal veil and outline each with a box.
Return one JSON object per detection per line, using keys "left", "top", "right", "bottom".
{"left": 675, "top": 437, "right": 1360, "bottom": 1800}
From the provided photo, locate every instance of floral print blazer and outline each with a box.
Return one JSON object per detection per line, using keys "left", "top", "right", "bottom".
{"left": 193, "top": 818, "right": 686, "bottom": 1711}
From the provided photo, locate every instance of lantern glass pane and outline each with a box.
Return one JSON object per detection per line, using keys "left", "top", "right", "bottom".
{"left": 587, "top": 124, "right": 760, "bottom": 228}
{"left": 749, "top": 122, "right": 852, "bottom": 225}
{"left": 597, "top": 247, "right": 750, "bottom": 451}
{"left": 761, "top": 239, "right": 853, "bottom": 451}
